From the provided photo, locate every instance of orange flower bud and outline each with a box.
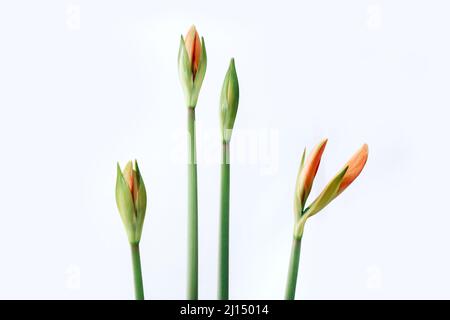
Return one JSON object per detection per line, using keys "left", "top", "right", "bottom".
{"left": 178, "top": 25, "right": 207, "bottom": 107}
{"left": 336, "top": 143, "right": 368, "bottom": 195}
{"left": 184, "top": 25, "right": 202, "bottom": 78}
{"left": 296, "top": 139, "right": 328, "bottom": 210}
{"left": 123, "top": 161, "right": 139, "bottom": 203}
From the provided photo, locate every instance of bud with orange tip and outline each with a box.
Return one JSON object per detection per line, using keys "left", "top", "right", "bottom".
{"left": 294, "top": 139, "right": 328, "bottom": 215}
{"left": 178, "top": 25, "right": 207, "bottom": 108}
{"left": 116, "top": 160, "right": 147, "bottom": 244}
{"left": 335, "top": 144, "right": 369, "bottom": 197}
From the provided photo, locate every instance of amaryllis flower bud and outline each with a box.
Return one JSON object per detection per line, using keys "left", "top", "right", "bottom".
{"left": 292, "top": 141, "right": 368, "bottom": 239}
{"left": 116, "top": 160, "right": 147, "bottom": 244}
{"left": 178, "top": 25, "right": 207, "bottom": 108}
{"left": 294, "top": 139, "right": 328, "bottom": 214}
{"left": 184, "top": 26, "right": 202, "bottom": 78}
{"left": 336, "top": 144, "right": 368, "bottom": 196}
{"left": 220, "top": 58, "right": 239, "bottom": 143}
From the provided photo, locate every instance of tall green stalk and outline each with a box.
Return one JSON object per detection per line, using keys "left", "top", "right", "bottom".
{"left": 187, "top": 107, "right": 198, "bottom": 300}
{"left": 130, "top": 243, "right": 144, "bottom": 300}
{"left": 218, "top": 58, "right": 239, "bottom": 300}
{"left": 285, "top": 237, "right": 302, "bottom": 300}
{"left": 218, "top": 142, "right": 230, "bottom": 299}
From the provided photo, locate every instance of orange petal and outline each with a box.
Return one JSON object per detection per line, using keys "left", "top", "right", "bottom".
{"left": 337, "top": 144, "right": 368, "bottom": 195}
{"left": 298, "top": 138, "right": 328, "bottom": 205}
{"left": 184, "top": 25, "right": 202, "bottom": 77}
{"left": 123, "top": 161, "right": 137, "bottom": 202}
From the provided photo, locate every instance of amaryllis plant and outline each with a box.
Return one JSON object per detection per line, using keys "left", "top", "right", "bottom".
{"left": 178, "top": 25, "right": 207, "bottom": 300}
{"left": 285, "top": 140, "right": 368, "bottom": 300}
{"left": 218, "top": 58, "right": 239, "bottom": 300}
{"left": 115, "top": 160, "right": 147, "bottom": 300}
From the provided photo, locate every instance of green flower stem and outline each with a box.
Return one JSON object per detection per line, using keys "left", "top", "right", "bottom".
{"left": 285, "top": 237, "right": 302, "bottom": 300}
{"left": 218, "top": 141, "right": 230, "bottom": 300}
{"left": 130, "top": 243, "right": 144, "bottom": 300}
{"left": 187, "top": 107, "right": 198, "bottom": 300}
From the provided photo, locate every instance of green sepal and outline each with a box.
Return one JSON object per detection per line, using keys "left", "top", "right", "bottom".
{"left": 115, "top": 163, "right": 137, "bottom": 243}
{"left": 178, "top": 35, "right": 194, "bottom": 107}
{"left": 306, "top": 166, "right": 348, "bottom": 218}
{"left": 293, "top": 166, "right": 348, "bottom": 239}
{"left": 220, "top": 58, "right": 239, "bottom": 142}
{"left": 134, "top": 160, "right": 147, "bottom": 243}
{"left": 293, "top": 148, "right": 306, "bottom": 217}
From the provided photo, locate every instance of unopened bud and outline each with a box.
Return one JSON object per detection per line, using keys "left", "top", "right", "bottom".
{"left": 115, "top": 160, "right": 147, "bottom": 244}
{"left": 220, "top": 58, "right": 239, "bottom": 143}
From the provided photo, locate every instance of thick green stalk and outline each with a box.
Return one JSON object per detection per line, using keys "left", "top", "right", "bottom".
{"left": 130, "top": 243, "right": 144, "bottom": 300}
{"left": 187, "top": 107, "right": 198, "bottom": 300}
{"left": 285, "top": 237, "right": 302, "bottom": 300}
{"left": 218, "top": 141, "right": 230, "bottom": 300}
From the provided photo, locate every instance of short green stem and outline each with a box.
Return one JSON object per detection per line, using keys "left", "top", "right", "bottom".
{"left": 187, "top": 107, "right": 198, "bottom": 300}
{"left": 130, "top": 243, "right": 144, "bottom": 300}
{"left": 218, "top": 141, "right": 230, "bottom": 300}
{"left": 285, "top": 237, "right": 302, "bottom": 300}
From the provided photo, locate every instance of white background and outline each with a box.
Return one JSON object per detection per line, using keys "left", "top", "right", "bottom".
{"left": 0, "top": 0, "right": 448, "bottom": 299}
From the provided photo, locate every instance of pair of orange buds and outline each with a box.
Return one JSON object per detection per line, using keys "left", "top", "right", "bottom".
{"left": 293, "top": 140, "right": 368, "bottom": 239}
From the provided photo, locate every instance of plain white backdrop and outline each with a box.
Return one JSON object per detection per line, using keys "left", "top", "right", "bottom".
{"left": 0, "top": 0, "right": 449, "bottom": 299}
